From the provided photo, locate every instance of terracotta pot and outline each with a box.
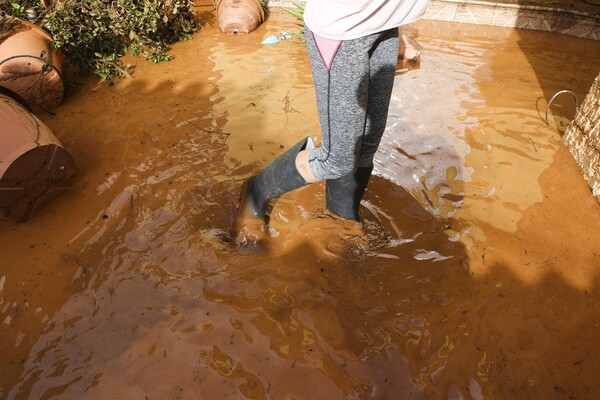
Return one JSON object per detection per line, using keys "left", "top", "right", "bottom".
{"left": 0, "top": 20, "right": 64, "bottom": 109}
{"left": 0, "top": 88, "right": 75, "bottom": 222}
{"left": 216, "top": 0, "right": 265, "bottom": 34}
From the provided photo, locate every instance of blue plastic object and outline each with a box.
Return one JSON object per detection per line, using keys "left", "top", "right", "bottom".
{"left": 262, "top": 31, "right": 293, "bottom": 45}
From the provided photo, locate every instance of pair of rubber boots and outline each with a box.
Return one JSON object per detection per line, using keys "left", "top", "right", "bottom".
{"left": 235, "top": 137, "right": 372, "bottom": 241}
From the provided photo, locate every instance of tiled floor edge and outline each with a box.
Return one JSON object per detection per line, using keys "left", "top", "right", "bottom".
{"left": 267, "top": 0, "right": 600, "bottom": 41}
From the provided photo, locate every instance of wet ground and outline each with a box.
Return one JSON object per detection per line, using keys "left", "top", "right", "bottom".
{"left": 1, "top": 5, "right": 600, "bottom": 400}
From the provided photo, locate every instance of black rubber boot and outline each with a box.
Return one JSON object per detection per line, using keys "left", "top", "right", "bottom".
{"left": 245, "top": 136, "right": 314, "bottom": 219}
{"left": 326, "top": 165, "right": 373, "bottom": 221}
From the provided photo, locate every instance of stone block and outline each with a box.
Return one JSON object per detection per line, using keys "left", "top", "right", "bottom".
{"left": 563, "top": 73, "right": 600, "bottom": 201}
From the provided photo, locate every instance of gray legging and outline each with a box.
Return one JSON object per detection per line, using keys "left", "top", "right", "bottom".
{"left": 305, "top": 24, "right": 399, "bottom": 181}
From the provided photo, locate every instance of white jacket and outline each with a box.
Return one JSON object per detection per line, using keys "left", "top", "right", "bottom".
{"left": 304, "top": 0, "right": 429, "bottom": 40}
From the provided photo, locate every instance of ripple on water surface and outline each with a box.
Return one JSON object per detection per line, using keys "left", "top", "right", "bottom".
{"left": 2, "top": 12, "right": 600, "bottom": 400}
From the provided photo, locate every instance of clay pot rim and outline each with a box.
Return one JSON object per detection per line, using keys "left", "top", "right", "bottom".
{"left": 0, "top": 86, "right": 32, "bottom": 111}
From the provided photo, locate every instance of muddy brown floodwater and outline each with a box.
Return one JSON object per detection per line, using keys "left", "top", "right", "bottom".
{"left": 1, "top": 5, "right": 600, "bottom": 400}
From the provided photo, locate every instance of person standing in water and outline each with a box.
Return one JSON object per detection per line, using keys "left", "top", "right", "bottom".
{"left": 234, "top": 0, "right": 430, "bottom": 245}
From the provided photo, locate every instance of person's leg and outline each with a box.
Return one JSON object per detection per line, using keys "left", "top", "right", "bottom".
{"left": 303, "top": 25, "right": 374, "bottom": 182}
{"left": 233, "top": 136, "right": 314, "bottom": 245}
{"left": 325, "top": 164, "right": 374, "bottom": 220}
{"left": 358, "top": 28, "right": 399, "bottom": 168}
{"left": 233, "top": 26, "right": 396, "bottom": 244}
{"left": 232, "top": 24, "right": 346, "bottom": 245}
{"left": 326, "top": 28, "right": 399, "bottom": 220}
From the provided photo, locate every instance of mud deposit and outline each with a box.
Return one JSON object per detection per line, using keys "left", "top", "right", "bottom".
{"left": 1, "top": 6, "right": 600, "bottom": 400}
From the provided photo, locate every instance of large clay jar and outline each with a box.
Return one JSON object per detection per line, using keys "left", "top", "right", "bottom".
{"left": 0, "top": 20, "right": 64, "bottom": 109}
{"left": 216, "top": 0, "right": 265, "bottom": 34}
{"left": 0, "top": 88, "right": 75, "bottom": 222}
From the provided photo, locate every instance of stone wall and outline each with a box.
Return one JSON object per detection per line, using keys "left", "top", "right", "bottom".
{"left": 563, "top": 73, "right": 600, "bottom": 201}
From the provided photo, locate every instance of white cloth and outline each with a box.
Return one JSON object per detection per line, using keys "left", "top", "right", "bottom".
{"left": 303, "top": 0, "right": 429, "bottom": 40}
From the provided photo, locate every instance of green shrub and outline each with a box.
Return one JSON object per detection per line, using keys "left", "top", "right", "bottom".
{"left": 283, "top": 1, "right": 303, "bottom": 21}
{"left": 0, "top": 0, "right": 200, "bottom": 81}
{"left": 0, "top": 0, "right": 39, "bottom": 19}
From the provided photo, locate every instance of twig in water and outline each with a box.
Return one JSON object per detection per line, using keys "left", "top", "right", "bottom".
{"left": 529, "top": 138, "right": 538, "bottom": 152}
{"left": 281, "top": 91, "right": 299, "bottom": 113}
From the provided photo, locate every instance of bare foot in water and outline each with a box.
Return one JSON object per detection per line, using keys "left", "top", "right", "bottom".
{"left": 231, "top": 180, "right": 269, "bottom": 246}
